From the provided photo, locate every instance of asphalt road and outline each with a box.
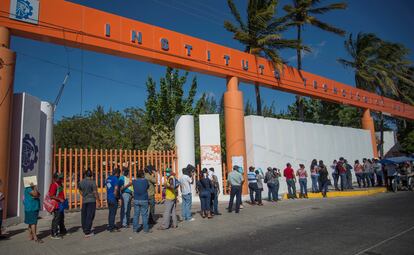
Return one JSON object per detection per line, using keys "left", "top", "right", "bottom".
{"left": 1, "top": 191, "right": 413, "bottom": 255}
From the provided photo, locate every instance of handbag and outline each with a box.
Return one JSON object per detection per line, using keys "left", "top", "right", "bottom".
{"left": 43, "top": 194, "right": 58, "bottom": 213}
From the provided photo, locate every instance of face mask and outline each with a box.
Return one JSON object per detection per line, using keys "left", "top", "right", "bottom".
{"left": 166, "top": 173, "right": 171, "bottom": 177}
{"left": 203, "top": 173, "right": 208, "bottom": 178}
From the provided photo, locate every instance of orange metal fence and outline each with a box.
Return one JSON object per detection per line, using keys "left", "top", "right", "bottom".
{"left": 54, "top": 148, "right": 178, "bottom": 209}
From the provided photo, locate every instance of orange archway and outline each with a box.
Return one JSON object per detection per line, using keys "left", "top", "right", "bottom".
{"left": 0, "top": 0, "right": 413, "bottom": 208}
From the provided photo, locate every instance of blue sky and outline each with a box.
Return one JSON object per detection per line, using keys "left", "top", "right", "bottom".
{"left": 11, "top": 0, "right": 414, "bottom": 121}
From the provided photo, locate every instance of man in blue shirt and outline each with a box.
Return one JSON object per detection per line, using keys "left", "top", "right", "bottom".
{"left": 127, "top": 170, "right": 150, "bottom": 233}
{"left": 106, "top": 168, "right": 120, "bottom": 232}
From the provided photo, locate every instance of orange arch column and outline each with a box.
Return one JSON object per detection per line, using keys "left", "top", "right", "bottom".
{"left": 224, "top": 76, "right": 248, "bottom": 194}
{"left": 361, "top": 109, "right": 379, "bottom": 158}
{"left": 0, "top": 27, "right": 15, "bottom": 219}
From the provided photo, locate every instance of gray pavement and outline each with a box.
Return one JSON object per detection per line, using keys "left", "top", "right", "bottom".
{"left": 1, "top": 192, "right": 414, "bottom": 255}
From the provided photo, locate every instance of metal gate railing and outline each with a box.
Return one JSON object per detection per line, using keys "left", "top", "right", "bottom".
{"left": 54, "top": 148, "right": 178, "bottom": 209}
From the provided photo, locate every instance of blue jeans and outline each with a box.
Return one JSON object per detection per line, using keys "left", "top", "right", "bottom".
{"left": 181, "top": 193, "right": 192, "bottom": 221}
{"left": 267, "top": 183, "right": 277, "bottom": 201}
{"left": 120, "top": 192, "right": 132, "bottom": 227}
{"left": 228, "top": 185, "right": 242, "bottom": 213}
{"left": 107, "top": 200, "right": 118, "bottom": 230}
{"left": 299, "top": 178, "right": 308, "bottom": 195}
{"left": 211, "top": 190, "right": 219, "bottom": 214}
{"left": 133, "top": 200, "right": 149, "bottom": 232}
{"left": 248, "top": 183, "right": 258, "bottom": 203}
{"left": 356, "top": 173, "right": 364, "bottom": 187}
{"left": 311, "top": 175, "right": 319, "bottom": 192}
{"left": 320, "top": 180, "right": 328, "bottom": 194}
{"left": 340, "top": 173, "right": 347, "bottom": 190}
{"left": 286, "top": 179, "right": 296, "bottom": 198}
{"left": 200, "top": 191, "right": 211, "bottom": 211}
{"left": 332, "top": 173, "right": 339, "bottom": 190}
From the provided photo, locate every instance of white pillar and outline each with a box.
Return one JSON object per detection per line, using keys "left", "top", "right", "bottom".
{"left": 40, "top": 101, "right": 54, "bottom": 203}
{"left": 199, "top": 114, "right": 223, "bottom": 199}
{"left": 175, "top": 115, "right": 195, "bottom": 176}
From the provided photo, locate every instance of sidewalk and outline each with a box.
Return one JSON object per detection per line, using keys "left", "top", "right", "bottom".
{"left": 0, "top": 190, "right": 398, "bottom": 255}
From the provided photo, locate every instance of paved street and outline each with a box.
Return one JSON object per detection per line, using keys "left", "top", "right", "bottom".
{"left": 1, "top": 191, "right": 414, "bottom": 255}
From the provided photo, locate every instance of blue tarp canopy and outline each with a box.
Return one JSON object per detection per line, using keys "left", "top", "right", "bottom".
{"left": 380, "top": 156, "right": 414, "bottom": 165}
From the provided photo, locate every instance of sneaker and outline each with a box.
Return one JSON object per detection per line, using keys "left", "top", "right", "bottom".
{"left": 188, "top": 218, "right": 196, "bottom": 222}
{"left": 50, "top": 235, "right": 62, "bottom": 240}
{"left": 143, "top": 230, "right": 153, "bottom": 234}
{"left": 84, "top": 233, "right": 94, "bottom": 238}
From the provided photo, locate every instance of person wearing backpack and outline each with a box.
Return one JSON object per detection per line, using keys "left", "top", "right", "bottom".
{"left": 264, "top": 167, "right": 279, "bottom": 202}
{"left": 158, "top": 168, "right": 179, "bottom": 230}
{"left": 49, "top": 172, "right": 67, "bottom": 239}
{"left": 209, "top": 167, "right": 221, "bottom": 216}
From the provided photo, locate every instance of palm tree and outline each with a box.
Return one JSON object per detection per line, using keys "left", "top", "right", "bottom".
{"left": 224, "top": 0, "right": 300, "bottom": 116}
{"left": 338, "top": 33, "right": 414, "bottom": 156}
{"left": 283, "top": 0, "right": 347, "bottom": 120}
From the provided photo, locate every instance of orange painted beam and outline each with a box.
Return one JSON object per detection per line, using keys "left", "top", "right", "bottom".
{"left": 0, "top": 0, "right": 413, "bottom": 119}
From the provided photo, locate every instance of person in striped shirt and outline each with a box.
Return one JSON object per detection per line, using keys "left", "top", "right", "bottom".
{"left": 247, "top": 166, "right": 259, "bottom": 205}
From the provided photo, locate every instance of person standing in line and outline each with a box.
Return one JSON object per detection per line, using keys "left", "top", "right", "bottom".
{"left": 106, "top": 168, "right": 121, "bottom": 232}
{"left": 24, "top": 182, "right": 42, "bottom": 243}
{"left": 354, "top": 160, "right": 364, "bottom": 188}
{"left": 362, "top": 158, "right": 369, "bottom": 188}
{"left": 284, "top": 163, "right": 297, "bottom": 199}
{"left": 227, "top": 165, "right": 244, "bottom": 213}
{"left": 49, "top": 173, "right": 67, "bottom": 239}
{"left": 179, "top": 166, "right": 194, "bottom": 222}
{"left": 331, "top": 160, "right": 339, "bottom": 191}
{"left": 119, "top": 167, "right": 133, "bottom": 228}
{"left": 255, "top": 169, "right": 264, "bottom": 205}
{"left": 318, "top": 160, "right": 329, "bottom": 197}
{"left": 366, "top": 159, "right": 375, "bottom": 187}
{"left": 130, "top": 170, "right": 150, "bottom": 233}
{"left": 158, "top": 168, "right": 178, "bottom": 230}
{"left": 373, "top": 159, "right": 383, "bottom": 186}
{"left": 79, "top": 169, "right": 100, "bottom": 238}
{"left": 272, "top": 168, "right": 281, "bottom": 201}
{"left": 336, "top": 158, "right": 347, "bottom": 191}
{"left": 197, "top": 169, "right": 213, "bottom": 218}
{"left": 0, "top": 179, "right": 5, "bottom": 239}
{"left": 310, "top": 159, "right": 319, "bottom": 193}
{"left": 296, "top": 164, "right": 308, "bottom": 199}
{"left": 344, "top": 159, "right": 354, "bottom": 189}
{"left": 209, "top": 167, "right": 221, "bottom": 216}
{"left": 247, "top": 166, "right": 258, "bottom": 205}
{"left": 144, "top": 165, "right": 157, "bottom": 224}
{"left": 264, "top": 167, "right": 278, "bottom": 202}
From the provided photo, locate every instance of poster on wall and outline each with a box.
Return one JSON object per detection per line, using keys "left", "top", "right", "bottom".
{"left": 200, "top": 145, "right": 221, "bottom": 168}
{"left": 232, "top": 156, "right": 244, "bottom": 173}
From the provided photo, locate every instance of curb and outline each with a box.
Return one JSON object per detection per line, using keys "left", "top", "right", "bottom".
{"left": 283, "top": 187, "right": 387, "bottom": 199}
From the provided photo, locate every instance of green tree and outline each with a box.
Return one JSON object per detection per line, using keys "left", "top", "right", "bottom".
{"left": 283, "top": 0, "right": 347, "bottom": 121}
{"left": 338, "top": 33, "right": 414, "bottom": 156}
{"left": 144, "top": 67, "right": 198, "bottom": 150}
{"left": 224, "top": 0, "right": 299, "bottom": 116}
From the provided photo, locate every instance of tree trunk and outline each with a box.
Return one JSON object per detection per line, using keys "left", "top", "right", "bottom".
{"left": 255, "top": 84, "right": 262, "bottom": 116}
{"left": 296, "top": 25, "right": 304, "bottom": 121}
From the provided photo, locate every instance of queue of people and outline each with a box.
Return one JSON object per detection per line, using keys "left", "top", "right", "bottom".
{"left": 3, "top": 158, "right": 411, "bottom": 243}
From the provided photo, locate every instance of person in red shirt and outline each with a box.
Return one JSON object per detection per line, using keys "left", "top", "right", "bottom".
{"left": 336, "top": 157, "right": 347, "bottom": 191}
{"left": 49, "top": 172, "right": 67, "bottom": 239}
{"left": 283, "top": 163, "right": 297, "bottom": 199}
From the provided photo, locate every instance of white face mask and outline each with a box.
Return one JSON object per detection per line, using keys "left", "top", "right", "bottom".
{"left": 203, "top": 173, "right": 208, "bottom": 178}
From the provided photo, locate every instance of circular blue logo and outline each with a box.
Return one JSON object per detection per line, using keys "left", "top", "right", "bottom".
{"left": 22, "top": 133, "right": 38, "bottom": 173}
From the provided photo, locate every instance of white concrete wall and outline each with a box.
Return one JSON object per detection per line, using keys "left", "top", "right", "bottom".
{"left": 245, "top": 116, "right": 374, "bottom": 198}
{"left": 199, "top": 114, "right": 223, "bottom": 199}
{"left": 376, "top": 131, "right": 397, "bottom": 155}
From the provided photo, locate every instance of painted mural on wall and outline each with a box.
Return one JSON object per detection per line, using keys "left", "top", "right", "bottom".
{"left": 200, "top": 145, "right": 221, "bottom": 168}
{"left": 21, "top": 133, "right": 38, "bottom": 173}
